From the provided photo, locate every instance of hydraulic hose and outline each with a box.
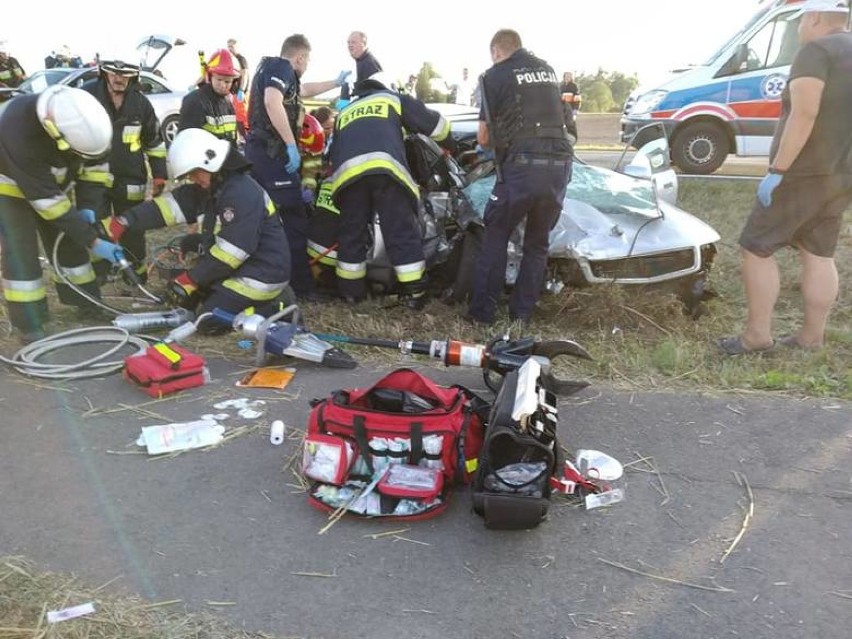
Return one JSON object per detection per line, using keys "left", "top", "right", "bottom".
{"left": 0, "top": 326, "right": 148, "bottom": 379}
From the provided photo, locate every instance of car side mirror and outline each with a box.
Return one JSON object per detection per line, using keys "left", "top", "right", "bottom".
{"left": 622, "top": 163, "right": 652, "bottom": 180}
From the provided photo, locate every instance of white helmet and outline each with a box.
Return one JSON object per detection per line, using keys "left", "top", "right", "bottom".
{"left": 168, "top": 128, "right": 231, "bottom": 179}
{"left": 36, "top": 85, "right": 112, "bottom": 159}
{"left": 98, "top": 51, "right": 141, "bottom": 77}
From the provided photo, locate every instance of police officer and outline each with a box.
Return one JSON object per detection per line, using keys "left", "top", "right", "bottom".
{"left": 97, "top": 128, "right": 291, "bottom": 333}
{"left": 326, "top": 74, "right": 455, "bottom": 308}
{"left": 0, "top": 86, "right": 124, "bottom": 342}
{"left": 179, "top": 49, "right": 241, "bottom": 146}
{"left": 244, "top": 33, "right": 349, "bottom": 300}
{"left": 467, "top": 29, "right": 572, "bottom": 325}
{"left": 77, "top": 53, "right": 168, "bottom": 282}
{"left": 0, "top": 41, "right": 26, "bottom": 91}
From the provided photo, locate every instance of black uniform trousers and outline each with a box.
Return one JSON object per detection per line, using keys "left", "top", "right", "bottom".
{"left": 245, "top": 138, "right": 315, "bottom": 298}
{"left": 335, "top": 174, "right": 425, "bottom": 301}
{"left": 468, "top": 159, "right": 570, "bottom": 323}
{"left": 0, "top": 196, "right": 100, "bottom": 331}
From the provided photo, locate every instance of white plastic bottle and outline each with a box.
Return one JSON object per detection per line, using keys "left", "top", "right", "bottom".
{"left": 585, "top": 488, "right": 625, "bottom": 510}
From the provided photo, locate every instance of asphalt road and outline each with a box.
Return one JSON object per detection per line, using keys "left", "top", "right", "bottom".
{"left": 1, "top": 350, "right": 850, "bottom": 639}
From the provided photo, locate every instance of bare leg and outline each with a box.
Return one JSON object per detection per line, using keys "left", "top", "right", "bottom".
{"left": 794, "top": 249, "right": 838, "bottom": 347}
{"left": 740, "top": 248, "right": 779, "bottom": 349}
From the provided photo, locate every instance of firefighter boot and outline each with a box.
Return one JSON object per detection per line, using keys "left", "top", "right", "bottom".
{"left": 399, "top": 278, "right": 429, "bottom": 311}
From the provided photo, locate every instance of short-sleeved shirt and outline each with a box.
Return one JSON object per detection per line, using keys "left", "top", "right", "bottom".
{"left": 248, "top": 56, "right": 300, "bottom": 137}
{"left": 770, "top": 31, "right": 852, "bottom": 176}
{"left": 355, "top": 50, "right": 382, "bottom": 82}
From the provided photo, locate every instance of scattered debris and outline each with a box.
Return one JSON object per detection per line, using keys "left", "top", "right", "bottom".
{"left": 136, "top": 419, "right": 225, "bottom": 455}
{"left": 597, "top": 557, "right": 735, "bottom": 593}
{"left": 720, "top": 471, "right": 754, "bottom": 564}
{"left": 46, "top": 602, "right": 96, "bottom": 623}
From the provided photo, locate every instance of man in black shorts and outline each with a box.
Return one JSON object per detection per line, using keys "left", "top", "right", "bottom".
{"left": 718, "top": 0, "right": 852, "bottom": 355}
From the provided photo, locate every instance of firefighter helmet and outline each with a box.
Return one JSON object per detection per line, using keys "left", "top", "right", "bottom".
{"left": 168, "top": 128, "right": 231, "bottom": 179}
{"left": 206, "top": 49, "right": 241, "bottom": 78}
{"left": 98, "top": 53, "right": 141, "bottom": 77}
{"left": 299, "top": 114, "right": 325, "bottom": 155}
{"left": 36, "top": 85, "right": 112, "bottom": 159}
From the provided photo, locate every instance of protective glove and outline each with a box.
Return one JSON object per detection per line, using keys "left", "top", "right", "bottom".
{"left": 475, "top": 144, "right": 495, "bottom": 161}
{"left": 97, "top": 216, "right": 128, "bottom": 243}
{"left": 90, "top": 239, "right": 126, "bottom": 264}
{"left": 178, "top": 233, "right": 205, "bottom": 258}
{"left": 167, "top": 272, "right": 200, "bottom": 309}
{"left": 236, "top": 89, "right": 245, "bottom": 101}
{"left": 335, "top": 70, "right": 352, "bottom": 87}
{"left": 334, "top": 98, "right": 350, "bottom": 111}
{"left": 151, "top": 177, "right": 166, "bottom": 198}
{"left": 285, "top": 143, "right": 301, "bottom": 174}
{"left": 302, "top": 187, "right": 316, "bottom": 205}
{"left": 78, "top": 208, "right": 96, "bottom": 224}
{"left": 757, "top": 170, "right": 783, "bottom": 207}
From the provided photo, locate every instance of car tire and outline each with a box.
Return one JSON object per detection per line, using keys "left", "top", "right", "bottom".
{"left": 161, "top": 115, "right": 180, "bottom": 148}
{"left": 671, "top": 121, "right": 730, "bottom": 175}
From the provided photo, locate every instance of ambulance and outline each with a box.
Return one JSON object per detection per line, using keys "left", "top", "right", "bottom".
{"left": 620, "top": 0, "right": 810, "bottom": 174}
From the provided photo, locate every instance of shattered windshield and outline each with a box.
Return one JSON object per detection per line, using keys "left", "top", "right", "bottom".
{"left": 463, "top": 161, "right": 658, "bottom": 217}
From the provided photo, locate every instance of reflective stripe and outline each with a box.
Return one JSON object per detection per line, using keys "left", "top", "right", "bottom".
{"left": 315, "top": 183, "right": 340, "bottom": 214}
{"left": 145, "top": 141, "right": 167, "bottom": 159}
{"left": 263, "top": 192, "right": 276, "bottom": 216}
{"left": 221, "top": 277, "right": 286, "bottom": 301}
{"left": 50, "top": 166, "right": 69, "bottom": 184}
{"left": 335, "top": 260, "right": 367, "bottom": 280}
{"left": 328, "top": 152, "right": 419, "bottom": 200}
{"left": 0, "top": 174, "right": 24, "bottom": 198}
{"left": 154, "top": 193, "right": 187, "bottom": 226}
{"left": 58, "top": 263, "right": 96, "bottom": 285}
{"left": 209, "top": 236, "right": 249, "bottom": 269}
{"left": 32, "top": 194, "right": 72, "bottom": 220}
{"left": 394, "top": 260, "right": 426, "bottom": 283}
{"left": 123, "top": 125, "right": 142, "bottom": 152}
{"left": 203, "top": 114, "right": 238, "bottom": 137}
{"left": 307, "top": 240, "right": 338, "bottom": 265}
{"left": 2, "top": 278, "right": 47, "bottom": 303}
{"left": 337, "top": 94, "right": 402, "bottom": 131}
{"left": 77, "top": 161, "right": 113, "bottom": 186}
{"left": 429, "top": 115, "right": 452, "bottom": 142}
{"left": 126, "top": 183, "right": 146, "bottom": 201}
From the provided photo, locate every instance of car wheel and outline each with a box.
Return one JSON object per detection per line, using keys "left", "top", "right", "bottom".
{"left": 161, "top": 115, "right": 180, "bottom": 148}
{"left": 671, "top": 121, "right": 730, "bottom": 175}
{"left": 445, "top": 225, "right": 483, "bottom": 303}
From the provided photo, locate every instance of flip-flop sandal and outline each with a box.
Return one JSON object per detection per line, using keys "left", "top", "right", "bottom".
{"left": 777, "top": 335, "right": 820, "bottom": 351}
{"left": 716, "top": 335, "right": 775, "bottom": 356}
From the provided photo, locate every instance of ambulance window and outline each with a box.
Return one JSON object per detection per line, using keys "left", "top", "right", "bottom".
{"left": 741, "top": 16, "right": 797, "bottom": 73}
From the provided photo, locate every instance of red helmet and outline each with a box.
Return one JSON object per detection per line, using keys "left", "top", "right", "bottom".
{"left": 206, "top": 49, "right": 241, "bottom": 78}
{"left": 299, "top": 114, "right": 325, "bottom": 155}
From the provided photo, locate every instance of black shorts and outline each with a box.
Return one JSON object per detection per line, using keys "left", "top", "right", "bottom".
{"left": 739, "top": 173, "right": 852, "bottom": 258}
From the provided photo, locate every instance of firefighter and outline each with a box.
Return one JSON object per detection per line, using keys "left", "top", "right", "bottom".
{"left": 467, "top": 30, "right": 572, "bottom": 325}
{"left": 326, "top": 74, "right": 455, "bottom": 308}
{"left": 179, "top": 49, "right": 241, "bottom": 146}
{"left": 0, "top": 41, "right": 26, "bottom": 91}
{"left": 0, "top": 86, "right": 124, "bottom": 343}
{"left": 96, "top": 128, "right": 291, "bottom": 333}
{"left": 76, "top": 53, "right": 168, "bottom": 282}
{"left": 299, "top": 113, "right": 326, "bottom": 199}
{"left": 244, "top": 33, "right": 349, "bottom": 300}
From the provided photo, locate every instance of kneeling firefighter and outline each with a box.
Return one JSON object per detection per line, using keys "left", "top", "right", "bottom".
{"left": 0, "top": 85, "right": 124, "bottom": 343}
{"left": 326, "top": 74, "right": 456, "bottom": 308}
{"left": 97, "top": 128, "right": 291, "bottom": 333}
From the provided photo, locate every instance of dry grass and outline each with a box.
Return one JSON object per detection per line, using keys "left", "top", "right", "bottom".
{"left": 0, "top": 556, "right": 280, "bottom": 639}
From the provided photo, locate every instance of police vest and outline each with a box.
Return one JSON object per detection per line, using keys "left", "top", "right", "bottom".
{"left": 492, "top": 52, "right": 566, "bottom": 149}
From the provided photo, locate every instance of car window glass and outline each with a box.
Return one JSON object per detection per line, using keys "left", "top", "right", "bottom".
{"left": 139, "top": 76, "right": 169, "bottom": 95}
{"left": 740, "top": 16, "right": 798, "bottom": 72}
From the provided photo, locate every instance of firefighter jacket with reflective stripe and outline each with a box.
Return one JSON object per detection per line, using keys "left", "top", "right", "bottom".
{"left": 0, "top": 56, "right": 26, "bottom": 88}
{"left": 0, "top": 93, "right": 97, "bottom": 249}
{"left": 482, "top": 48, "right": 571, "bottom": 161}
{"left": 306, "top": 181, "right": 340, "bottom": 265}
{"left": 82, "top": 78, "right": 167, "bottom": 185}
{"left": 178, "top": 83, "right": 238, "bottom": 144}
{"left": 247, "top": 56, "right": 303, "bottom": 154}
{"left": 327, "top": 89, "right": 451, "bottom": 202}
{"left": 119, "top": 167, "right": 289, "bottom": 292}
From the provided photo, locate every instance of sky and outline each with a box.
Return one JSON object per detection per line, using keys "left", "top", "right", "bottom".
{"left": 4, "top": 0, "right": 764, "bottom": 94}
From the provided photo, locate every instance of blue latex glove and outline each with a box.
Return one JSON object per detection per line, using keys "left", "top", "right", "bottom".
{"left": 475, "top": 144, "right": 495, "bottom": 161}
{"left": 90, "top": 239, "right": 125, "bottom": 264}
{"left": 335, "top": 70, "right": 352, "bottom": 87}
{"left": 79, "top": 208, "right": 96, "bottom": 224}
{"left": 236, "top": 89, "right": 245, "bottom": 101}
{"left": 334, "top": 98, "right": 350, "bottom": 111}
{"left": 757, "top": 171, "right": 783, "bottom": 207}
{"left": 285, "top": 143, "right": 301, "bottom": 174}
{"left": 302, "top": 187, "right": 315, "bottom": 205}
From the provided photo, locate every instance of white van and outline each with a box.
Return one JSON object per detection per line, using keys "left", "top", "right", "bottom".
{"left": 620, "top": 0, "right": 808, "bottom": 174}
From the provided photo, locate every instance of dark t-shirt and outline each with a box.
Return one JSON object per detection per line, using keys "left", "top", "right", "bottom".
{"left": 248, "top": 56, "right": 300, "bottom": 138}
{"left": 770, "top": 31, "right": 852, "bottom": 176}
{"left": 356, "top": 50, "right": 382, "bottom": 82}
